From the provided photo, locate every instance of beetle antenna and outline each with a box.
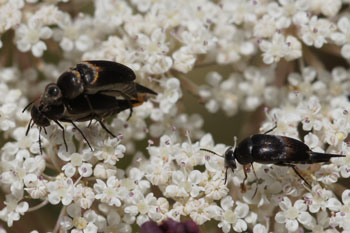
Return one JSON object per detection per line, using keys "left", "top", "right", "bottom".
{"left": 232, "top": 136, "right": 237, "bottom": 151}
{"left": 22, "top": 98, "right": 38, "bottom": 113}
{"left": 200, "top": 148, "right": 222, "bottom": 158}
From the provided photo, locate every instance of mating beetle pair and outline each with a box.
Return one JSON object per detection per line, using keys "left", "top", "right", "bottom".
{"left": 201, "top": 125, "right": 345, "bottom": 195}
{"left": 23, "top": 60, "right": 157, "bottom": 153}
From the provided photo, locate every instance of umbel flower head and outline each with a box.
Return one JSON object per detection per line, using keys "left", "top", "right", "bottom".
{"left": 0, "top": 0, "right": 350, "bottom": 232}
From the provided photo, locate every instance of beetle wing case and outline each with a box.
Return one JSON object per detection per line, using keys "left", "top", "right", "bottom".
{"left": 248, "top": 134, "right": 311, "bottom": 164}
{"left": 79, "top": 60, "right": 136, "bottom": 84}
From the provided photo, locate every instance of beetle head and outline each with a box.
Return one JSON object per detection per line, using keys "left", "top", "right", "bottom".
{"left": 40, "top": 83, "right": 63, "bottom": 108}
{"left": 224, "top": 147, "right": 237, "bottom": 170}
{"left": 30, "top": 104, "right": 50, "bottom": 127}
{"left": 200, "top": 136, "right": 238, "bottom": 184}
{"left": 223, "top": 137, "right": 238, "bottom": 184}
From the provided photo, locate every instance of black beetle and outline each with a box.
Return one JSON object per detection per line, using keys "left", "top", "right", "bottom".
{"left": 39, "top": 60, "right": 156, "bottom": 119}
{"left": 23, "top": 61, "right": 157, "bottom": 153}
{"left": 201, "top": 125, "right": 345, "bottom": 194}
{"left": 24, "top": 93, "right": 143, "bottom": 154}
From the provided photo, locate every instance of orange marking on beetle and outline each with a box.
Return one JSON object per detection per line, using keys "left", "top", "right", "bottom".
{"left": 83, "top": 61, "right": 101, "bottom": 85}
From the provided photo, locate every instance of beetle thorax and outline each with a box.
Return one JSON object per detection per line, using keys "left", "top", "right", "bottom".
{"left": 234, "top": 136, "right": 254, "bottom": 165}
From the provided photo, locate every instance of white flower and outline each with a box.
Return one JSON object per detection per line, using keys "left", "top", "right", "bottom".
{"left": 74, "top": 184, "right": 95, "bottom": 209}
{"left": 47, "top": 176, "right": 74, "bottom": 205}
{"left": 310, "top": 0, "right": 341, "bottom": 17}
{"left": 254, "top": 15, "right": 277, "bottom": 38}
{"left": 285, "top": 35, "right": 302, "bottom": 60}
{"left": 303, "top": 184, "right": 334, "bottom": 213}
{"left": 61, "top": 152, "right": 93, "bottom": 177}
{"left": 0, "top": 95, "right": 20, "bottom": 131}
{"left": 215, "top": 25, "right": 255, "bottom": 64}
{"left": 298, "top": 96, "right": 323, "bottom": 131}
{"left": 275, "top": 197, "right": 313, "bottom": 232}
{"left": 329, "top": 190, "right": 350, "bottom": 231}
{"left": 55, "top": 14, "right": 95, "bottom": 52}
{"left": 156, "top": 78, "right": 182, "bottom": 114}
{"left": 103, "top": 210, "right": 132, "bottom": 233}
{"left": 94, "top": 176, "right": 125, "bottom": 207}
{"left": 222, "top": 0, "right": 256, "bottom": 25}
{"left": 0, "top": 195, "right": 29, "bottom": 227}
{"left": 93, "top": 163, "right": 117, "bottom": 179}
{"left": 0, "top": 2, "right": 22, "bottom": 32}
{"left": 121, "top": 167, "right": 150, "bottom": 195}
{"left": 331, "top": 17, "right": 350, "bottom": 59}
{"left": 316, "top": 164, "right": 340, "bottom": 184}
{"left": 15, "top": 17, "right": 52, "bottom": 57}
{"left": 299, "top": 16, "right": 335, "bottom": 48}
{"left": 183, "top": 198, "right": 211, "bottom": 225}
{"left": 253, "top": 223, "right": 269, "bottom": 233}
{"left": 61, "top": 203, "right": 99, "bottom": 233}
{"left": 124, "top": 192, "right": 160, "bottom": 226}
{"left": 1, "top": 155, "right": 45, "bottom": 198}
{"left": 6, "top": 126, "right": 41, "bottom": 155}
{"left": 259, "top": 33, "right": 289, "bottom": 64}
{"left": 94, "top": 0, "right": 132, "bottom": 32}
{"left": 309, "top": 211, "right": 338, "bottom": 233}
{"left": 172, "top": 46, "right": 196, "bottom": 73}
{"left": 277, "top": 0, "right": 310, "bottom": 25}
{"left": 199, "top": 72, "right": 239, "bottom": 116}
{"left": 331, "top": 143, "right": 350, "bottom": 178}
{"left": 24, "top": 174, "right": 48, "bottom": 199}
{"left": 164, "top": 170, "right": 204, "bottom": 198}
{"left": 93, "top": 138, "right": 126, "bottom": 165}
{"left": 178, "top": 26, "right": 216, "bottom": 54}
{"left": 137, "top": 28, "right": 173, "bottom": 74}
{"left": 217, "top": 196, "right": 249, "bottom": 233}
{"left": 204, "top": 176, "right": 229, "bottom": 200}
{"left": 131, "top": 0, "right": 152, "bottom": 12}
{"left": 238, "top": 66, "right": 278, "bottom": 110}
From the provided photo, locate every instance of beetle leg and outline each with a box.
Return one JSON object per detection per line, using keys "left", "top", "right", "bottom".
{"left": 69, "top": 120, "right": 93, "bottom": 151}
{"left": 99, "top": 90, "right": 134, "bottom": 121}
{"left": 224, "top": 167, "right": 229, "bottom": 184}
{"left": 275, "top": 163, "right": 311, "bottom": 188}
{"left": 98, "top": 120, "right": 116, "bottom": 137}
{"left": 87, "top": 119, "right": 93, "bottom": 128}
{"left": 251, "top": 163, "right": 259, "bottom": 198}
{"left": 54, "top": 120, "right": 68, "bottom": 152}
{"left": 26, "top": 118, "right": 33, "bottom": 136}
{"left": 241, "top": 165, "right": 249, "bottom": 193}
{"left": 291, "top": 165, "right": 311, "bottom": 188}
{"left": 116, "top": 91, "right": 133, "bottom": 121}
{"left": 84, "top": 94, "right": 98, "bottom": 119}
{"left": 38, "top": 127, "right": 42, "bottom": 155}
{"left": 263, "top": 122, "right": 277, "bottom": 134}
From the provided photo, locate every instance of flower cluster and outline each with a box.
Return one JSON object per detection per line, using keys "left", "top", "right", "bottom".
{"left": 0, "top": 0, "right": 350, "bottom": 233}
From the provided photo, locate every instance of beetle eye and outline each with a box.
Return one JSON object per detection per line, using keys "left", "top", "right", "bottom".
{"left": 48, "top": 86, "right": 59, "bottom": 97}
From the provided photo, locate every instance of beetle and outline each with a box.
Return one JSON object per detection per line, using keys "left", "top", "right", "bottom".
{"left": 39, "top": 60, "right": 157, "bottom": 119}
{"left": 23, "top": 60, "right": 157, "bottom": 153}
{"left": 201, "top": 125, "right": 345, "bottom": 195}
{"left": 24, "top": 92, "right": 143, "bottom": 154}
